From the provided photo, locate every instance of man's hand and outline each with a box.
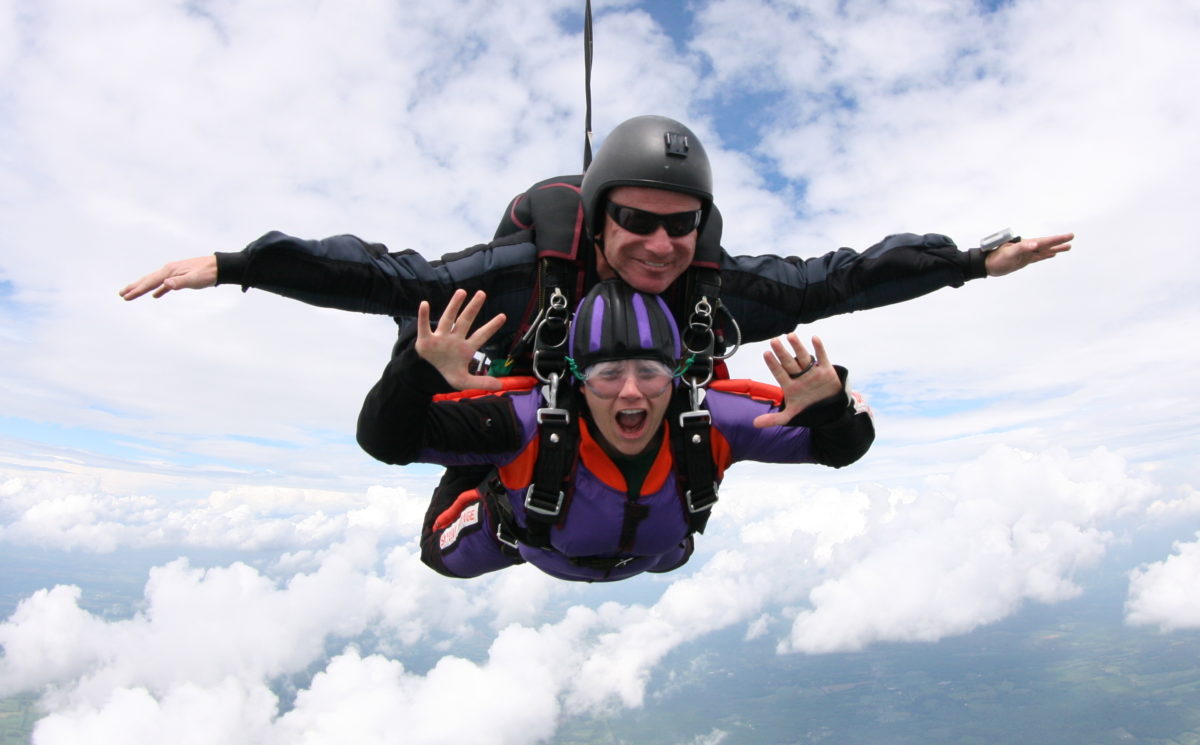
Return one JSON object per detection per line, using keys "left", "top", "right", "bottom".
{"left": 985, "top": 233, "right": 1074, "bottom": 277}
{"left": 119, "top": 256, "right": 218, "bottom": 300}
{"left": 416, "top": 289, "right": 506, "bottom": 391}
{"left": 754, "top": 334, "right": 844, "bottom": 428}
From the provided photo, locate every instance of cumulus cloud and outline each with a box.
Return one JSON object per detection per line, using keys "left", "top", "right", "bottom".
{"left": 1145, "top": 485, "right": 1200, "bottom": 521}
{"left": 780, "top": 446, "right": 1156, "bottom": 653}
{"left": 0, "top": 470, "right": 424, "bottom": 552}
{"left": 1125, "top": 534, "right": 1200, "bottom": 631}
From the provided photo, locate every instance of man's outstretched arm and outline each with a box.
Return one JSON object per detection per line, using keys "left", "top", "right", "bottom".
{"left": 117, "top": 231, "right": 539, "bottom": 349}
{"left": 718, "top": 230, "right": 1075, "bottom": 344}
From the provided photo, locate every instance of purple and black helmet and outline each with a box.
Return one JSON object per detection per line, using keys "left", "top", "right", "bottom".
{"left": 568, "top": 280, "right": 681, "bottom": 372}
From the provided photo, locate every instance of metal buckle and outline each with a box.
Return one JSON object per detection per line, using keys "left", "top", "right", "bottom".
{"left": 685, "top": 485, "right": 718, "bottom": 513}
{"left": 678, "top": 408, "right": 711, "bottom": 430}
{"left": 495, "top": 523, "right": 520, "bottom": 550}
{"left": 537, "top": 407, "right": 570, "bottom": 426}
{"left": 538, "top": 371, "right": 562, "bottom": 409}
{"left": 532, "top": 289, "right": 570, "bottom": 384}
{"left": 524, "top": 483, "right": 565, "bottom": 516}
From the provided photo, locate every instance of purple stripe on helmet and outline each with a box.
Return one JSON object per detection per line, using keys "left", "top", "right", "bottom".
{"left": 654, "top": 294, "right": 681, "bottom": 357}
{"left": 588, "top": 295, "right": 605, "bottom": 353}
{"left": 632, "top": 293, "right": 653, "bottom": 350}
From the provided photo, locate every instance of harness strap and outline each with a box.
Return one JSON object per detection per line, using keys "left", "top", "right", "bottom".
{"left": 491, "top": 389, "right": 718, "bottom": 557}
{"left": 494, "top": 177, "right": 587, "bottom": 372}
{"left": 490, "top": 473, "right": 653, "bottom": 573}
{"left": 570, "top": 554, "right": 640, "bottom": 570}
{"left": 668, "top": 386, "right": 720, "bottom": 535}
{"left": 529, "top": 273, "right": 573, "bottom": 382}
{"left": 521, "top": 385, "right": 579, "bottom": 548}
{"left": 617, "top": 501, "right": 650, "bottom": 552}
{"left": 483, "top": 476, "right": 524, "bottom": 559}
{"left": 681, "top": 202, "right": 731, "bottom": 379}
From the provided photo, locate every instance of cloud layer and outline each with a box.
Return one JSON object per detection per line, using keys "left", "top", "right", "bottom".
{"left": 0, "top": 445, "right": 1171, "bottom": 743}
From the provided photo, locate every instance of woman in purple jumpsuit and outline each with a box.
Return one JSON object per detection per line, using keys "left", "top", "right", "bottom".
{"left": 361, "top": 280, "right": 875, "bottom": 582}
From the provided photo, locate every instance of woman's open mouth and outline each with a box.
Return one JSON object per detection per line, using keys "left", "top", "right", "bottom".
{"left": 615, "top": 408, "right": 648, "bottom": 437}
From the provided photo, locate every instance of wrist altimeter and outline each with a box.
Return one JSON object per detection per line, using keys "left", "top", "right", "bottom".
{"left": 980, "top": 227, "right": 1021, "bottom": 253}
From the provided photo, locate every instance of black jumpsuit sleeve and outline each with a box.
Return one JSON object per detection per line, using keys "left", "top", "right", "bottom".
{"left": 718, "top": 234, "right": 989, "bottom": 343}
{"left": 212, "top": 230, "right": 539, "bottom": 347}
{"left": 356, "top": 343, "right": 522, "bottom": 466}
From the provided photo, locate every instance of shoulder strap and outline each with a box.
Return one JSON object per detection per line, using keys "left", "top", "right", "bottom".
{"left": 667, "top": 386, "right": 719, "bottom": 535}
{"left": 679, "top": 204, "right": 738, "bottom": 384}
{"left": 519, "top": 385, "right": 580, "bottom": 549}
{"left": 493, "top": 175, "right": 589, "bottom": 374}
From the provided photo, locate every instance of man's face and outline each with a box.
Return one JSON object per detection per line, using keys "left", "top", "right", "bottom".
{"left": 581, "top": 359, "right": 673, "bottom": 457}
{"left": 595, "top": 186, "right": 702, "bottom": 295}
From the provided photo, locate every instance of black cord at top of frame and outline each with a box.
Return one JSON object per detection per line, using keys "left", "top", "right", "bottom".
{"left": 583, "top": 0, "right": 594, "bottom": 171}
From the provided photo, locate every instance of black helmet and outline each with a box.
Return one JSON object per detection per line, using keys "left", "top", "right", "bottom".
{"left": 568, "top": 280, "right": 681, "bottom": 372}
{"left": 580, "top": 115, "right": 713, "bottom": 240}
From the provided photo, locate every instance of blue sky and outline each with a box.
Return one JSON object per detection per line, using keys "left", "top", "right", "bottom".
{"left": 1, "top": 0, "right": 1199, "bottom": 742}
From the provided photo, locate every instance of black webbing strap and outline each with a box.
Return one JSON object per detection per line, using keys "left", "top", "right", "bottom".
{"left": 526, "top": 176, "right": 585, "bottom": 366}
{"left": 668, "top": 388, "right": 719, "bottom": 535}
{"left": 570, "top": 554, "right": 639, "bottom": 571}
{"left": 679, "top": 203, "right": 728, "bottom": 382}
{"left": 528, "top": 278, "right": 571, "bottom": 382}
{"left": 680, "top": 266, "right": 721, "bottom": 384}
{"left": 527, "top": 177, "right": 585, "bottom": 378}
{"left": 521, "top": 388, "right": 578, "bottom": 548}
{"left": 617, "top": 499, "right": 650, "bottom": 553}
{"left": 483, "top": 477, "right": 525, "bottom": 561}
{"left": 672, "top": 202, "right": 725, "bottom": 533}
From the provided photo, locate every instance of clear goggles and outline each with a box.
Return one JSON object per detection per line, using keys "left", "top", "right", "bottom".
{"left": 570, "top": 358, "right": 680, "bottom": 399}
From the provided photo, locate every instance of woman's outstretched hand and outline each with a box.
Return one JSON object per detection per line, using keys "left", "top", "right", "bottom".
{"left": 415, "top": 289, "right": 507, "bottom": 391}
{"left": 753, "top": 333, "right": 844, "bottom": 428}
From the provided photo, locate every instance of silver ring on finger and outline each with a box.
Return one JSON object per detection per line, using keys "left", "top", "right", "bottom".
{"left": 789, "top": 357, "right": 818, "bottom": 379}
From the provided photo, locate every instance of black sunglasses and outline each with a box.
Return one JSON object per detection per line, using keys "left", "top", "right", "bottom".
{"left": 605, "top": 201, "right": 703, "bottom": 238}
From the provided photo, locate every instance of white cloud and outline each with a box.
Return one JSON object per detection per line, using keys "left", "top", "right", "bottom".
{"left": 676, "top": 729, "right": 729, "bottom": 745}
{"left": 34, "top": 678, "right": 280, "bottom": 745}
{"left": 0, "top": 468, "right": 425, "bottom": 552}
{"left": 779, "top": 446, "right": 1155, "bottom": 653}
{"left": 1145, "top": 485, "right": 1200, "bottom": 521}
{"left": 0, "top": 556, "right": 370, "bottom": 698}
{"left": 1125, "top": 534, "right": 1200, "bottom": 631}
